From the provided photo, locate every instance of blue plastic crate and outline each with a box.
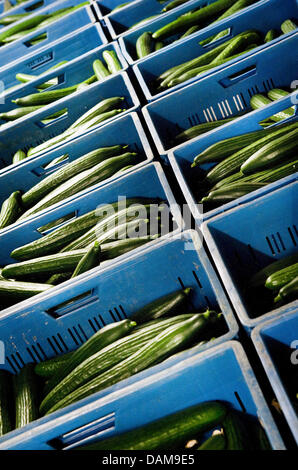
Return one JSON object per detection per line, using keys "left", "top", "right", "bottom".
{"left": 0, "top": 337, "right": 285, "bottom": 450}
{"left": 0, "top": 0, "right": 99, "bottom": 66}
{"left": 0, "top": 111, "right": 153, "bottom": 209}
{"left": 93, "top": 0, "right": 137, "bottom": 18}
{"left": 0, "top": 73, "right": 140, "bottom": 177}
{"left": 252, "top": 310, "right": 298, "bottom": 445}
{"left": 0, "top": 0, "right": 62, "bottom": 24}
{"left": 0, "top": 23, "right": 108, "bottom": 91}
{"left": 103, "top": 0, "right": 201, "bottom": 40}
{"left": 142, "top": 33, "right": 298, "bottom": 156}
{"left": 131, "top": 0, "right": 298, "bottom": 101}
{"left": 0, "top": 41, "right": 128, "bottom": 114}
{"left": 168, "top": 94, "right": 298, "bottom": 224}
{"left": 201, "top": 180, "right": 298, "bottom": 331}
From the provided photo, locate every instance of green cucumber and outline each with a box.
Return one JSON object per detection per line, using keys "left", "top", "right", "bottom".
{"left": 204, "top": 122, "right": 298, "bottom": 184}
{"left": 46, "top": 272, "right": 72, "bottom": 285}
{"left": 100, "top": 235, "right": 159, "bottom": 261}
{"left": 248, "top": 253, "right": 298, "bottom": 289}
{"left": 68, "top": 96, "right": 124, "bottom": 130}
{"left": 0, "top": 191, "right": 22, "bottom": 230}
{"left": 201, "top": 182, "right": 266, "bottom": 205}
{"left": 0, "top": 106, "right": 43, "bottom": 121}
{"left": 34, "top": 352, "right": 75, "bottom": 378}
{"left": 12, "top": 86, "right": 77, "bottom": 107}
{"left": 12, "top": 149, "right": 27, "bottom": 164}
{"left": 77, "top": 401, "right": 228, "bottom": 450}
{"left": 13, "top": 363, "right": 39, "bottom": 429}
{"left": 274, "top": 276, "right": 298, "bottom": 304}
{"left": 92, "top": 59, "right": 111, "bottom": 81}
{"left": 131, "top": 15, "right": 160, "bottom": 30}
{"left": 267, "top": 88, "right": 290, "bottom": 101}
{"left": 19, "top": 152, "right": 137, "bottom": 220}
{"left": 71, "top": 241, "right": 101, "bottom": 278}
{"left": 152, "top": 0, "right": 236, "bottom": 39}
{"left": 130, "top": 288, "right": 192, "bottom": 324}
{"left": 0, "top": 14, "right": 49, "bottom": 43}
{"left": 0, "top": 280, "right": 53, "bottom": 300}
{"left": 174, "top": 118, "right": 235, "bottom": 144}
{"left": 21, "top": 145, "right": 124, "bottom": 209}
{"left": 209, "top": 30, "right": 260, "bottom": 64}
{"left": 179, "top": 25, "right": 199, "bottom": 39}
{"left": 12, "top": 197, "right": 154, "bottom": 260}
{"left": 281, "top": 19, "right": 297, "bottom": 34}
{"left": 44, "top": 319, "right": 137, "bottom": 394}
{"left": 0, "top": 13, "right": 30, "bottom": 25}
{"left": 40, "top": 314, "right": 194, "bottom": 413}
{"left": 15, "top": 73, "right": 58, "bottom": 90}
{"left": 162, "top": 0, "right": 190, "bottom": 12}
{"left": 102, "top": 50, "right": 122, "bottom": 74}
{"left": 197, "top": 432, "right": 226, "bottom": 450}
{"left": 241, "top": 127, "right": 298, "bottom": 174}
{"left": 222, "top": 411, "right": 250, "bottom": 450}
{"left": 250, "top": 94, "right": 294, "bottom": 122}
{"left": 264, "top": 29, "right": 279, "bottom": 42}
{"left": 136, "top": 31, "right": 152, "bottom": 59}
{"left": 43, "top": 312, "right": 221, "bottom": 415}
{"left": 265, "top": 263, "right": 298, "bottom": 291}
{"left": 0, "top": 370, "right": 14, "bottom": 436}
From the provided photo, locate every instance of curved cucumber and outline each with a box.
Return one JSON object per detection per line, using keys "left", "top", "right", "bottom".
{"left": 0, "top": 191, "right": 22, "bottom": 230}
{"left": 71, "top": 241, "right": 101, "bottom": 278}
{"left": 0, "top": 370, "right": 13, "bottom": 436}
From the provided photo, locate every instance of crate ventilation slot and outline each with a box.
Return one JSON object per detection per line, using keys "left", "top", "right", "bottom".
{"left": 68, "top": 325, "right": 87, "bottom": 347}
{"left": 26, "top": 344, "right": 46, "bottom": 363}
{"left": 263, "top": 78, "right": 275, "bottom": 92}
{"left": 188, "top": 112, "right": 201, "bottom": 127}
{"left": 48, "top": 412, "right": 116, "bottom": 450}
{"left": 202, "top": 106, "right": 217, "bottom": 122}
{"left": 109, "top": 306, "right": 127, "bottom": 323}
{"left": 6, "top": 353, "right": 25, "bottom": 373}
{"left": 47, "top": 335, "right": 69, "bottom": 355}
{"left": 266, "top": 233, "right": 287, "bottom": 255}
{"left": 217, "top": 100, "right": 233, "bottom": 119}
{"left": 234, "top": 391, "right": 246, "bottom": 413}
{"left": 288, "top": 225, "right": 297, "bottom": 246}
{"left": 232, "top": 94, "right": 245, "bottom": 112}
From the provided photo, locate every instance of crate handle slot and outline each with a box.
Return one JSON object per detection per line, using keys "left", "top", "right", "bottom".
{"left": 45, "top": 290, "right": 98, "bottom": 318}
{"left": 34, "top": 108, "right": 69, "bottom": 129}
{"left": 31, "top": 153, "right": 69, "bottom": 176}
{"left": 258, "top": 103, "right": 298, "bottom": 129}
{"left": 25, "top": 0, "right": 44, "bottom": 12}
{"left": 47, "top": 412, "right": 115, "bottom": 450}
{"left": 37, "top": 211, "right": 77, "bottom": 235}
{"left": 218, "top": 65, "right": 257, "bottom": 88}
{"left": 23, "top": 31, "right": 47, "bottom": 49}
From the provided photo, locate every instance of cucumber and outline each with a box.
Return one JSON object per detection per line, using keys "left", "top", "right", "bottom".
{"left": 0, "top": 14, "right": 49, "bottom": 43}
{"left": 197, "top": 432, "right": 226, "bottom": 450}
{"left": 12, "top": 149, "right": 27, "bottom": 164}
{"left": 43, "top": 312, "right": 221, "bottom": 415}
{"left": 0, "top": 106, "right": 43, "bottom": 121}
{"left": 152, "top": 0, "right": 236, "bottom": 39}
{"left": 264, "top": 29, "right": 279, "bottom": 42}
{"left": 102, "top": 50, "right": 122, "bottom": 74}
{"left": 0, "top": 370, "right": 14, "bottom": 436}
{"left": 19, "top": 152, "right": 137, "bottom": 220}
{"left": 0, "top": 280, "right": 53, "bottom": 300}
{"left": 15, "top": 73, "right": 58, "bottom": 90}
{"left": 222, "top": 411, "right": 250, "bottom": 450}
{"left": 71, "top": 241, "right": 101, "bottom": 278}
{"left": 21, "top": 145, "right": 124, "bottom": 209}
{"left": 34, "top": 352, "right": 74, "bottom": 379}
{"left": 77, "top": 401, "right": 228, "bottom": 450}
{"left": 155, "top": 40, "right": 164, "bottom": 50}
{"left": 136, "top": 31, "right": 152, "bottom": 59}
{"left": 100, "top": 235, "right": 159, "bottom": 261}
{"left": 179, "top": 25, "right": 199, "bottom": 39}
{"left": 13, "top": 363, "right": 39, "bottom": 429}
{"left": 40, "top": 314, "right": 194, "bottom": 414}
{"left": 241, "top": 127, "right": 298, "bottom": 174}
{"left": 174, "top": 118, "right": 235, "bottom": 144}
{"left": 0, "top": 191, "right": 22, "bottom": 230}
{"left": 12, "top": 86, "right": 77, "bottom": 107}
{"left": 92, "top": 59, "right": 110, "bottom": 81}
{"left": 0, "top": 13, "right": 30, "bottom": 25}
{"left": 201, "top": 182, "right": 266, "bottom": 205}
{"left": 12, "top": 197, "right": 153, "bottom": 260}
{"left": 248, "top": 253, "right": 298, "bottom": 289}
{"left": 210, "top": 31, "right": 260, "bottom": 64}
{"left": 46, "top": 272, "right": 72, "bottom": 285}
{"left": 68, "top": 96, "right": 124, "bottom": 130}
{"left": 131, "top": 15, "right": 160, "bottom": 30}
{"left": 267, "top": 88, "right": 290, "bottom": 101}
{"left": 130, "top": 288, "right": 192, "bottom": 324}
{"left": 281, "top": 19, "right": 297, "bottom": 34}
{"left": 111, "top": 3, "right": 130, "bottom": 12}
{"left": 265, "top": 263, "right": 298, "bottom": 291}
{"left": 204, "top": 122, "right": 298, "bottom": 184}
{"left": 162, "top": 0, "right": 189, "bottom": 12}
{"left": 44, "top": 319, "right": 137, "bottom": 394}
{"left": 274, "top": 276, "right": 298, "bottom": 304}
{"left": 250, "top": 94, "right": 294, "bottom": 122}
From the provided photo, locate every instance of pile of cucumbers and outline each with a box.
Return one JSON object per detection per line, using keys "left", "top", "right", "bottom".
{"left": 135, "top": 0, "right": 261, "bottom": 59}
{"left": 0, "top": 50, "right": 123, "bottom": 125}
{"left": 189, "top": 121, "right": 298, "bottom": 208}
{"left": 173, "top": 87, "right": 294, "bottom": 145}
{"left": 154, "top": 19, "right": 297, "bottom": 90}
{"left": 248, "top": 253, "right": 298, "bottom": 311}
{"left": 77, "top": 402, "right": 271, "bottom": 450}
{"left": 0, "top": 2, "right": 89, "bottom": 47}
{"left": 0, "top": 288, "right": 226, "bottom": 434}
{"left": 0, "top": 196, "right": 169, "bottom": 307}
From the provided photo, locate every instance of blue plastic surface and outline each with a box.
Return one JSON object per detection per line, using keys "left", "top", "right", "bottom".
{"left": 252, "top": 310, "right": 298, "bottom": 445}
{"left": 142, "top": 33, "right": 298, "bottom": 156}
{"left": 131, "top": 0, "right": 298, "bottom": 101}
{"left": 0, "top": 0, "right": 61, "bottom": 25}
{"left": 0, "top": 338, "right": 285, "bottom": 450}
{"left": 0, "top": 0, "right": 98, "bottom": 66}
{"left": 93, "top": 0, "right": 137, "bottom": 18}
{"left": 0, "top": 41, "right": 128, "bottom": 114}
{"left": 0, "top": 72, "right": 140, "bottom": 177}
{"left": 104, "top": 0, "right": 200, "bottom": 40}
{"left": 201, "top": 180, "right": 298, "bottom": 331}
{"left": 168, "top": 94, "right": 298, "bottom": 224}
{"left": 0, "top": 23, "right": 108, "bottom": 91}
{"left": 0, "top": 111, "right": 153, "bottom": 209}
